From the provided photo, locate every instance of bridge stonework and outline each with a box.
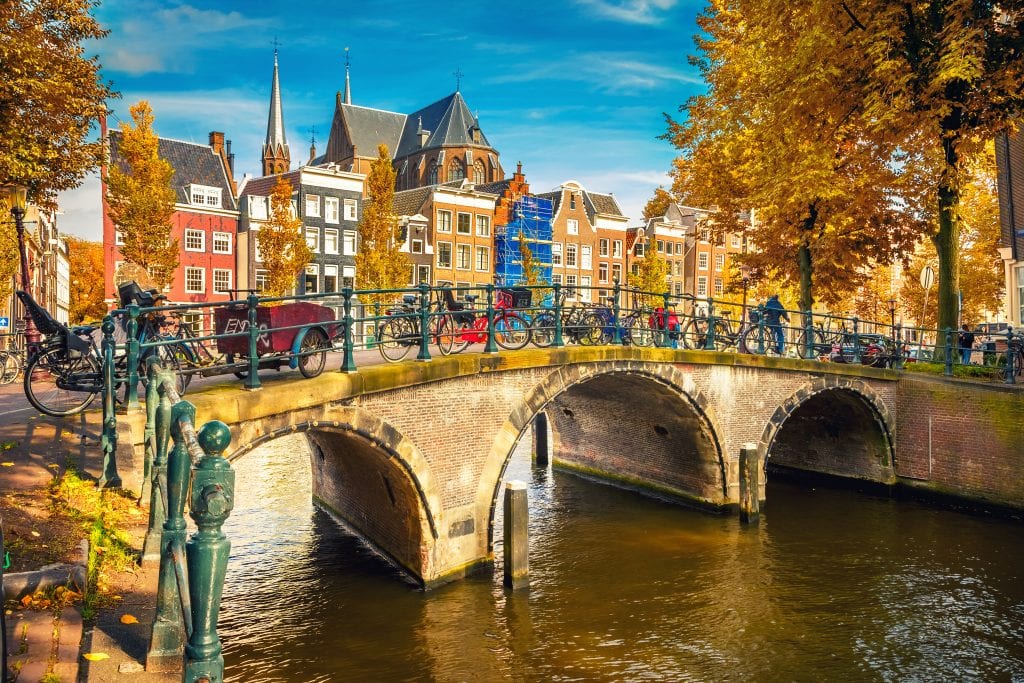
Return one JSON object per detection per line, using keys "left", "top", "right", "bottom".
{"left": 122, "top": 347, "right": 1023, "bottom": 588}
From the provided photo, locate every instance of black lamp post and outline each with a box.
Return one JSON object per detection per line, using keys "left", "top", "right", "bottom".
{"left": 888, "top": 297, "right": 896, "bottom": 339}
{"left": 2, "top": 184, "right": 40, "bottom": 350}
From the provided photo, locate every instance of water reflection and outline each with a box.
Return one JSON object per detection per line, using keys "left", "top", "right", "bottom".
{"left": 220, "top": 434, "right": 1024, "bottom": 681}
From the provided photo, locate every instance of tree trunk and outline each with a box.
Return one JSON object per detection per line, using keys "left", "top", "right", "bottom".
{"left": 797, "top": 204, "right": 817, "bottom": 315}
{"left": 933, "top": 129, "right": 962, "bottom": 359}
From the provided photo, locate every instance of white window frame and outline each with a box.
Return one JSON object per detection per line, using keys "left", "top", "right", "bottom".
{"left": 598, "top": 262, "right": 609, "bottom": 284}
{"left": 325, "top": 197, "right": 340, "bottom": 223}
{"left": 190, "top": 184, "right": 221, "bottom": 208}
{"left": 212, "top": 231, "right": 232, "bottom": 254}
{"left": 323, "top": 264, "right": 338, "bottom": 292}
{"left": 698, "top": 252, "right": 709, "bottom": 270}
{"left": 411, "top": 239, "right": 423, "bottom": 254}
{"left": 436, "top": 210, "right": 452, "bottom": 233}
{"left": 254, "top": 269, "right": 269, "bottom": 292}
{"left": 184, "top": 229, "right": 205, "bottom": 252}
{"left": 343, "top": 198, "right": 357, "bottom": 221}
{"left": 213, "top": 268, "right": 232, "bottom": 293}
{"left": 612, "top": 240, "right": 623, "bottom": 258}
{"left": 457, "top": 212, "right": 472, "bottom": 235}
{"left": 115, "top": 230, "right": 125, "bottom": 246}
{"left": 185, "top": 267, "right": 205, "bottom": 293}
{"left": 456, "top": 243, "right": 471, "bottom": 271}
{"left": 565, "top": 243, "right": 578, "bottom": 268}
{"left": 714, "top": 277, "right": 724, "bottom": 296}
{"left": 437, "top": 241, "right": 453, "bottom": 269}
{"left": 305, "top": 227, "right": 320, "bottom": 253}
{"left": 580, "top": 276, "right": 591, "bottom": 302}
{"left": 342, "top": 231, "right": 356, "bottom": 256}
{"left": 552, "top": 242, "right": 563, "bottom": 266}
{"left": 599, "top": 238, "right": 609, "bottom": 257}
{"left": 323, "top": 228, "right": 339, "bottom": 255}
{"left": 304, "top": 264, "right": 319, "bottom": 293}
{"left": 566, "top": 218, "right": 579, "bottom": 235}
{"left": 305, "top": 194, "right": 321, "bottom": 217}
{"left": 581, "top": 245, "right": 592, "bottom": 270}
{"left": 731, "top": 234, "right": 741, "bottom": 248}
{"left": 249, "top": 195, "right": 268, "bottom": 219}
{"left": 697, "top": 276, "right": 708, "bottom": 297}
{"left": 612, "top": 263, "right": 622, "bottom": 284}
{"left": 715, "top": 253, "right": 725, "bottom": 271}
{"left": 476, "top": 215, "right": 490, "bottom": 237}
{"left": 475, "top": 245, "right": 489, "bottom": 272}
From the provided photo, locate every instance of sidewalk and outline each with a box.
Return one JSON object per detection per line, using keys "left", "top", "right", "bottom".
{"left": 0, "top": 384, "right": 175, "bottom": 682}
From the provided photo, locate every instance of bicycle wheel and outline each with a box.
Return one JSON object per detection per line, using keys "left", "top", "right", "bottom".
{"left": 494, "top": 312, "right": 531, "bottom": 350}
{"left": 298, "top": 328, "right": 328, "bottom": 378}
{"left": 793, "top": 328, "right": 826, "bottom": 357}
{"left": 24, "top": 347, "right": 101, "bottom": 416}
{"left": 681, "top": 318, "right": 705, "bottom": 350}
{"left": 378, "top": 317, "right": 414, "bottom": 362}
{"left": 437, "top": 314, "right": 471, "bottom": 355}
{"left": 740, "top": 326, "right": 769, "bottom": 355}
{"left": 531, "top": 313, "right": 556, "bottom": 348}
{"left": 707, "top": 320, "right": 733, "bottom": 351}
{"left": 0, "top": 351, "right": 19, "bottom": 384}
{"left": 625, "top": 314, "right": 655, "bottom": 347}
{"left": 578, "top": 313, "right": 606, "bottom": 346}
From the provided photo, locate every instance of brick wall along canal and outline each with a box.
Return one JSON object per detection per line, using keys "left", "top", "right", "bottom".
{"left": 218, "top": 434, "right": 1024, "bottom": 681}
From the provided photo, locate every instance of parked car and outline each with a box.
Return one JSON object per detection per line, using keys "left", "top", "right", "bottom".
{"left": 903, "top": 347, "right": 934, "bottom": 363}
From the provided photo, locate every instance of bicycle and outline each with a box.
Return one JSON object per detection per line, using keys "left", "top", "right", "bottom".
{"left": 0, "top": 345, "right": 25, "bottom": 385}
{"left": 531, "top": 292, "right": 597, "bottom": 347}
{"left": 377, "top": 290, "right": 456, "bottom": 362}
{"left": 578, "top": 297, "right": 655, "bottom": 346}
{"left": 683, "top": 309, "right": 743, "bottom": 351}
{"left": 436, "top": 287, "right": 532, "bottom": 354}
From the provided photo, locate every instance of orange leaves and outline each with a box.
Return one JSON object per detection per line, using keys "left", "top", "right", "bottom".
{"left": 356, "top": 144, "right": 409, "bottom": 305}
{"left": 255, "top": 176, "right": 312, "bottom": 299}
{"left": 18, "top": 585, "right": 84, "bottom": 611}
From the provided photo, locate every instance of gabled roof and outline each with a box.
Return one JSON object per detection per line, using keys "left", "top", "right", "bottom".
{"left": 338, "top": 103, "right": 407, "bottom": 157}
{"left": 237, "top": 170, "right": 301, "bottom": 198}
{"left": 393, "top": 186, "right": 432, "bottom": 217}
{"left": 108, "top": 130, "right": 238, "bottom": 211}
{"left": 394, "top": 92, "right": 492, "bottom": 158}
{"left": 587, "top": 192, "right": 623, "bottom": 217}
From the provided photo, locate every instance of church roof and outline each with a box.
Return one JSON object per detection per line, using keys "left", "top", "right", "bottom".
{"left": 108, "top": 130, "right": 238, "bottom": 211}
{"left": 337, "top": 103, "right": 407, "bottom": 157}
{"left": 394, "top": 91, "right": 490, "bottom": 158}
{"left": 263, "top": 51, "right": 289, "bottom": 159}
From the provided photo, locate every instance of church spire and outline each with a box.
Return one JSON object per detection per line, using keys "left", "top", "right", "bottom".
{"left": 262, "top": 48, "right": 290, "bottom": 176}
{"left": 343, "top": 47, "right": 352, "bottom": 105}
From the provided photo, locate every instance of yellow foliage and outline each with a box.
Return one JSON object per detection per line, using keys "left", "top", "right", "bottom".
{"left": 255, "top": 176, "right": 312, "bottom": 299}
{"left": 356, "top": 144, "right": 409, "bottom": 304}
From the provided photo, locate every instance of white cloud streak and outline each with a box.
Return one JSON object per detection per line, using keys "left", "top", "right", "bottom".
{"left": 574, "top": 0, "right": 679, "bottom": 25}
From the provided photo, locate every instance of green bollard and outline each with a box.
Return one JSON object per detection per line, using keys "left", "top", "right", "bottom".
{"left": 340, "top": 287, "right": 357, "bottom": 373}
{"left": 416, "top": 282, "right": 432, "bottom": 362}
{"left": 244, "top": 293, "right": 262, "bottom": 391}
{"left": 703, "top": 297, "right": 716, "bottom": 351}
{"left": 184, "top": 421, "right": 234, "bottom": 683}
{"left": 484, "top": 284, "right": 498, "bottom": 354}
{"left": 612, "top": 279, "right": 623, "bottom": 345}
{"left": 146, "top": 399, "right": 195, "bottom": 672}
{"left": 944, "top": 328, "right": 954, "bottom": 376}
{"left": 552, "top": 283, "right": 564, "bottom": 348}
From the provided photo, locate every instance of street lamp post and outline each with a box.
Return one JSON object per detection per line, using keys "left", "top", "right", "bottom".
{"left": 739, "top": 263, "right": 751, "bottom": 321}
{"left": 888, "top": 297, "right": 896, "bottom": 339}
{"left": 2, "top": 184, "right": 40, "bottom": 350}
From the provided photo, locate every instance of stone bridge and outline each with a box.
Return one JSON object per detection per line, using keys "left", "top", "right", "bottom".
{"left": 121, "top": 347, "right": 1024, "bottom": 587}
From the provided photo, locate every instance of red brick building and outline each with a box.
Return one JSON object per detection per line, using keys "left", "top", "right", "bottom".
{"left": 102, "top": 130, "right": 240, "bottom": 319}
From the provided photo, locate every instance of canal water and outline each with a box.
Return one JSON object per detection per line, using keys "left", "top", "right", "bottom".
{"left": 219, "top": 435, "right": 1024, "bottom": 682}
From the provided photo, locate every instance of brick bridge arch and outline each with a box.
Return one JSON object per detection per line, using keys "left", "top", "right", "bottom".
{"left": 758, "top": 377, "right": 897, "bottom": 484}
{"left": 477, "top": 361, "right": 730, "bottom": 549}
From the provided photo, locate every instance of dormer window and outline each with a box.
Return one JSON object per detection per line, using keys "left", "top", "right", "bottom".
{"left": 190, "top": 184, "right": 221, "bottom": 208}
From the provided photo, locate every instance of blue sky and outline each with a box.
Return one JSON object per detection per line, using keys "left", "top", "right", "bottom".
{"left": 58, "top": 0, "right": 707, "bottom": 240}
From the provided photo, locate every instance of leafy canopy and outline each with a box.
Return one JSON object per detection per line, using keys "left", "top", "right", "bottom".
{"left": 256, "top": 176, "right": 312, "bottom": 298}
{"left": 66, "top": 236, "right": 107, "bottom": 323}
{"left": 356, "top": 144, "right": 409, "bottom": 304}
{"left": 105, "top": 101, "right": 178, "bottom": 290}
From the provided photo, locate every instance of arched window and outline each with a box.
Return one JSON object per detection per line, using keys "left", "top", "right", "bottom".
{"left": 427, "top": 161, "right": 438, "bottom": 185}
{"left": 448, "top": 159, "right": 464, "bottom": 182}
{"left": 473, "top": 160, "right": 485, "bottom": 184}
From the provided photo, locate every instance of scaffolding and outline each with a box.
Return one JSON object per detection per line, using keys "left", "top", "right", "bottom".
{"left": 494, "top": 195, "right": 553, "bottom": 287}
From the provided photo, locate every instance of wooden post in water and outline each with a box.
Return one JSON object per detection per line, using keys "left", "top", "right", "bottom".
{"left": 739, "top": 443, "right": 760, "bottom": 525}
{"left": 533, "top": 412, "right": 549, "bottom": 468}
{"left": 503, "top": 481, "right": 529, "bottom": 589}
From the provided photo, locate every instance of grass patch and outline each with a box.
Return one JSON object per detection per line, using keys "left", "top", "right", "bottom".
{"left": 48, "top": 466, "right": 139, "bottom": 621}
{"left": 903, "top": 361, "right": 1002, "bottom": 380}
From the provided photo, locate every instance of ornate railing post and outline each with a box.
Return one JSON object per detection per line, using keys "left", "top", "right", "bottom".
{"left": 99, "top": 315, "right": 121, "bottom": 488}
{"left": 803, "top": 310, "right": 814, "bottom": 360}
{"left": 143, "top": 362, "right": 173, "bottom": 562}
{"left": 944, "top": 327, "right": 954, "bottom": 376}
{"left": 703, "top": 297, "right": 716, "bottom": 351}
{"left": 243, "top": 293, "right": 261, "bottom": 390}
{"left": 484, "top": 284, "right": 498, "bottom": 354}
{"left": 147, "top": 398, "right": 195, "bottom": 672}
{"left": 552, "top": 282, "right": 564, "bottom": 348}
{"left": 852, "top": 316, "right": 862, "bottom": 364}
{"left": 893, "top": 323, "right": 904, "bottom": 370}
{"left": 612, "top": 280, "right": 623, "bottom": 345}
{"left": 756, "top": 306, "right": 766, "bottom": 355}
{"left": 416, "top": 282, "right": 432, "bottom": 361}
{"left": 125, "top": 304, "right": 142, "bottom": 410}
{"left": 340, "top": 287, "right": 357, "bottom": 373}
{"left": 184, "top": 421, "right": 234, "bottom": 683}
{"left": 1005, "top": 328, "right": 1016, "bottom": 385}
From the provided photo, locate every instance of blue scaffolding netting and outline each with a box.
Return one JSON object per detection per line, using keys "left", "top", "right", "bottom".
{"left": 494, "top": 195, "right": 553, "bottom": 287}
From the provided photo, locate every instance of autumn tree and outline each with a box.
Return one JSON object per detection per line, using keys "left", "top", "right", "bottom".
{"left": 0, "top": 198, "right": 17, "bottom": 313}
{"left": 105, "top": 101, "right": 178, "bottom": 289}
{"left": 666, "top": 0, "right": 920, "bottom": 316}
{"left": 356, "top": 144, "right": 409, "bottom": 305}
{"left": 256, "top": 176, "right": 311, "bottom": 298}
{"left": 66, "top": 236, "right": 107, "bottom": 323}
{"left": 850, "top": 0, "right": 1024, "bottom": 336}
{"left": 642, "top": 187, "right": 674, "bottom": 221}
{"left": 0, "top": 0, "right": 114, "bottom": 204}
{"left": 517, "top": 237, "right": 551, "bottom": 302}
{"left": 628, "top": 236, "right": 669, "bottom": 306}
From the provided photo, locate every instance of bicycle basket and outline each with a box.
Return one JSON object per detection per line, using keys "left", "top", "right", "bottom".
{"left": 15, "top": 291, "right": 63, "bottom": 336}
{"left": 499, "top": 287, "right": 532, "bottom": 308}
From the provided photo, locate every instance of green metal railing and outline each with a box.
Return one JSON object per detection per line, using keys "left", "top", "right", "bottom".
{"left": 140, "top": 358, "right": 234, "bottom": 682}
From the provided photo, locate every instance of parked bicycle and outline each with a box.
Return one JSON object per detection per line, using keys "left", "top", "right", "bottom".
{"left": 437, "top": 286, "right": 532, "bottom": 354}
{"left": 579, "top": 297, "right": 654, "bottom": 346}
{"left": 377, "top": 290, "right": 453, "bottom": 362}
{"left": 0, "top": 342, "right": 25, "bottom": 385}
{"left": 530, "top": 290, "right": 598, "bottom": 347}
{"left": 683, "top": 309, "right": 743, "bottom": 351}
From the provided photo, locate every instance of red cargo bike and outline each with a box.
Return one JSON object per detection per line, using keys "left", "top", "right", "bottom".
{"left": 214, "top": 301, "right": 341, "bottom": 379}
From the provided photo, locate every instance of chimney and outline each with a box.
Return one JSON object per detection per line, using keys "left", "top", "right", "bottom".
{"left": 209, "top": 131, "right": 238, "bottom": 196}
{"left": 417, "top": 117, "right": 429, "bottom": 148}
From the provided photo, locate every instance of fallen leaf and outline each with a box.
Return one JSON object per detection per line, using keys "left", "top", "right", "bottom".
{"left": 83, "top": 653, "right": 110, "bottom": 662}
{"left": 30, "top": 531, "right": 40, "bottom": 537}
{"left": 1, "top": 462, "right": 13, "bottom": 467}
{"left": 120, "top": 614, "right": 139, "bottom": 624}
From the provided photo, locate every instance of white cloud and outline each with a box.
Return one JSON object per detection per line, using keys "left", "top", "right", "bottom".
{"left": 574, "top": 0, "right": 679, "bottom": 25}
{"left": 487, "top": 51, "right": 700, "bottom": 95}
{"left": 57, "top": 173, "right": 103, "bottom": 241}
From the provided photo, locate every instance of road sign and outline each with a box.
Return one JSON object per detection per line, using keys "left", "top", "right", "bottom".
{"left": 0, "top": 317, "right": 9, "bottom": 330}
{"left": 920, "top": 266, "right": 935, "bottom": 290}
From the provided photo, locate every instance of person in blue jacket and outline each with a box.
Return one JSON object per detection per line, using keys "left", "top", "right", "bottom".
{"left": 762, "top": 294, "right": 789, "bottom": 354}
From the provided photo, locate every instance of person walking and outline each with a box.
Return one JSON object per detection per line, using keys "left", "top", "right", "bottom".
{"left": 763, "top": 294, "right": 789, "bottom": 355}
{"left": 958, "top": 324, "right": 975, "bottom": 365}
